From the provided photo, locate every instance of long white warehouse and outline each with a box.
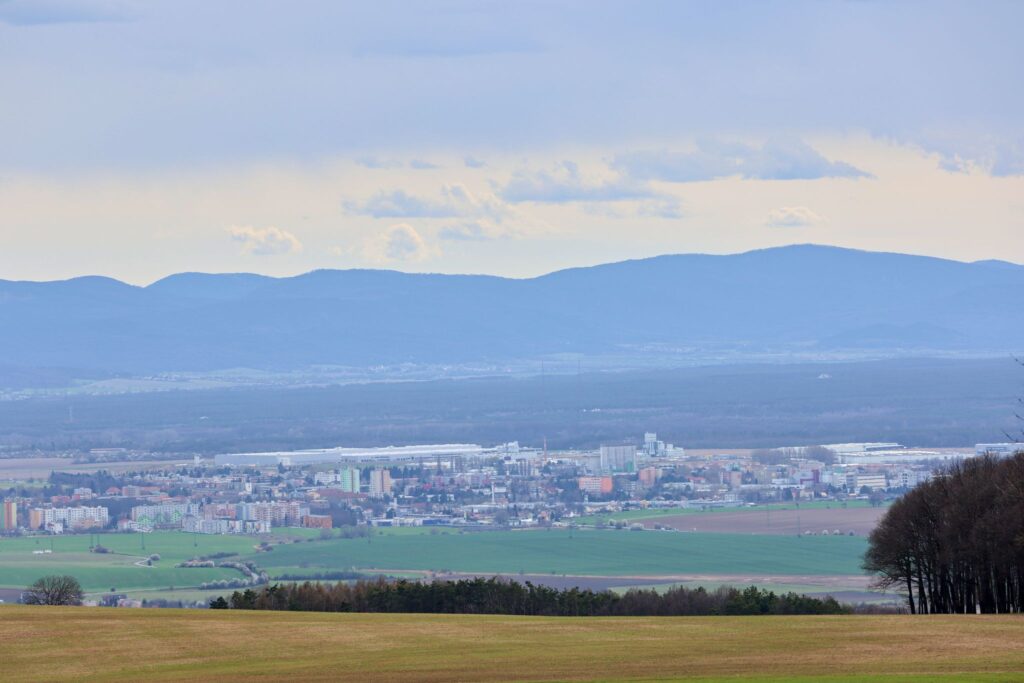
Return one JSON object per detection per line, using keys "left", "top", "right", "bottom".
{"left": 214, "top": 442, "right": 528, "bottom": 467}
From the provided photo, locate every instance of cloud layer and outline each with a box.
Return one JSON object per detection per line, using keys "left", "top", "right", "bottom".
{"left": 227, "top": 226, "right": 303, "bottom": 256}
{"left": 500, "top": 161, "right": 654, "bottom": 203}
{"left": 346, "top": 183, "right": 525, "bottom": 242}
{"left": 363, "top": 223, "right": 437, "bottom": 263}
{"left": 614, "top": 140, "right": 869, "bottom": 183}
{"left": 345, "top": 189, "right": 461, "bottom": 218}
{"left": 765, "top": 206, "right": 824, "bottom": 228}
{"left": 2, "top": 3, "right": 1020, "bottom": 172}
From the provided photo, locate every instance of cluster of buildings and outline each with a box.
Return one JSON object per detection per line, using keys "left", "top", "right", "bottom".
{"left": 0, "top": 438, "right": 1017, "bottom": 536}
{"left": 27, "top": 506, "right": 109, "bottom": 534}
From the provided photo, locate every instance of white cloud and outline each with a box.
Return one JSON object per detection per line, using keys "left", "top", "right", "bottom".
{"left": 926, "top": 136, "right": 1024, "bottom": 178}
{"left": 356, "top": 158, "right": 443, "bottom": 171}
{"left": 227, "top": 225, "right": 303, "bottom": 255}
{"left": 636, "top": 198, "right": 685, "bottom": 219}
{"left": 343, "top": 191, "right": 514, "bottom": 253}
{"left": 345, "top": 189, "right": 459, "bottom": 218}
{"left": 581, "top": 197, "right": 685, "bottom": 220}
{"left": 441, "top": 183, "right": 509, "bottom": 222}
{"left": 438, "top": 220, "right": 510, "bottom": 241}
{"left": 363, "top": 223, "right": 439, "bottom": 263}
{"left": 500, "top": 160, "right": 654, "bottom": 203}
{"left": 6, "top": 138, "right": 1024, "bottom": 284}
{"left": 615, "top": 139, "right": 870, "bottom": 183}
{"left": 355, "top": 157, "right": 403, "bottom": 169}
{"left": 345, "top": 183, "right": 509, "bottom": 220}
{"left": 498, "top": 160, "right": 686, "bottom": 220}
{"left": 765, "top": 206, "right": 825, "bottom": 228}
{"left": 345, "top": 183, "right": 526, "bottom": 241}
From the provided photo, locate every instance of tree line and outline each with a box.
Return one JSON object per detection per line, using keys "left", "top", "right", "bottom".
{"left": 864, "top": 452, "right": 1024, "bottom": 614}
{"left": 209, "top": 576, "right": 849, "bottom": 616}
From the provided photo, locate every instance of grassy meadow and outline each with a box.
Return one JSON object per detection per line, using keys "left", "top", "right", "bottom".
{"left": 2, "top": 606, "right": 1023, "bottom": 682}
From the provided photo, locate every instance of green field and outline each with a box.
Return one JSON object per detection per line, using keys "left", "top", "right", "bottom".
{"left": 0, "top": 552, "right": 234, "bottom": 593}
{"left": 2, "top": 606, "right": 1023, "bottom": 682}
{"left": 0, "top": 533, "right": 272, "bottom": 594}
{"left": 251, "top": 528, "right": 867, "bottom": 576}
{"left": 0, "top": 528, "right": 870, "bottom": 597}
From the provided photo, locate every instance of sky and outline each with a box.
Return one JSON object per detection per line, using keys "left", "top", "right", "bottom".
{"left": 1, "top": 0, "right": 1022, "bottom": 284}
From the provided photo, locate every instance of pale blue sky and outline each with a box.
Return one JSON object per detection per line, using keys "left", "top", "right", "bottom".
{"left": 1, "top": 0, "right": 1022, "bottom": 282}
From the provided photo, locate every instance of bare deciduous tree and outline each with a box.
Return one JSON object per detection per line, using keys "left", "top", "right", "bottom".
{"left": 865, "top": 453, "right": 1024, "bottom": 614}
{"left": 23, "top": 575, "right": 84, "bottom": 606}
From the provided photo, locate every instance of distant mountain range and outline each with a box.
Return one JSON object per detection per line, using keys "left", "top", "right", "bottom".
{"left": 1, "top": 245, "right": 1021, "bottom": 385}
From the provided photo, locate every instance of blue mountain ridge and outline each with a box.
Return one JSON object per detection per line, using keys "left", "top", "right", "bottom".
{"left": 1, "top": 244, "right": 1021, "bottom": 374}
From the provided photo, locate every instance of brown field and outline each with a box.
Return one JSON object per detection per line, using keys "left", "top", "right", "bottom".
{"left": 0, "top": 457, "right": 188, "bottom": 481}
{"left": 2, "top": 606, "right": 1024, "bottom": 682}
{"left": 646, "top": 506, "right": 887, "bottom": 536}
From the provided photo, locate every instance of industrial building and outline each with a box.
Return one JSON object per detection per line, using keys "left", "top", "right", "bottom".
{"left": 214, "top": 442, "right": 535, "bottom": 468}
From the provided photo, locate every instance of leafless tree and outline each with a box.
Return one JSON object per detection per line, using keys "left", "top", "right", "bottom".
{"left": 23, "top": 575, "right": 84, "bottom": 606}
{"left": 865, "top": 453, "right": 1024, "bottom": 614}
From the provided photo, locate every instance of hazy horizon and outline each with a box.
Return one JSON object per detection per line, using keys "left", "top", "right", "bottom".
{"left": 3, "top": 242, "right": 1023, "bottom": 287}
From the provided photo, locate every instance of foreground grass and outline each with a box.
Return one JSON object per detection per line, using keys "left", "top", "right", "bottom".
{"left": 1, "top": 607, "right": 1023, "bottom": 682}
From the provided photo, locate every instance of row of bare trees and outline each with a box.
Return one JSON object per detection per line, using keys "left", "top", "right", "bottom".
{"left": 864, "top": 453, "right": 1024, "bottom": 614}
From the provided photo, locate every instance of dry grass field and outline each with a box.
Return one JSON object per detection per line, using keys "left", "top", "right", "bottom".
{"left": 2, "top": 606, "right": 1024, "bottom": 682}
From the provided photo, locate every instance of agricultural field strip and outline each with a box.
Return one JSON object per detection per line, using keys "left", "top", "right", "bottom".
{"left": 574, "top": 500, "right": 881, "bottom": 525}
{"left": 646, "top": 506, "right": 888, "bottom": 535}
